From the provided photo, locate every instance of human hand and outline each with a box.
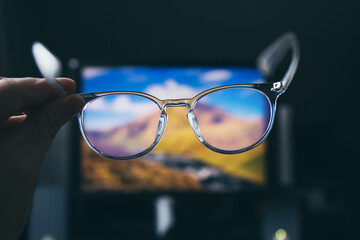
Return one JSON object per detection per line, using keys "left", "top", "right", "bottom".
{"left": 0, "top": 77, "right": 84, "bottom": 239}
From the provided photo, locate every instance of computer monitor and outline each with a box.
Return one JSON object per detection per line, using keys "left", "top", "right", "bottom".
{"left": 74, "top": 65, "right": 269, "bottom": 193}
{"left": 68, "top": 64, "right": 278, "bottom": 239}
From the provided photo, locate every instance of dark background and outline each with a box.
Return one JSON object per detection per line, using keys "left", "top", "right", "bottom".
{"left": 1, "top": 0, "right": 359, "bottom": 239}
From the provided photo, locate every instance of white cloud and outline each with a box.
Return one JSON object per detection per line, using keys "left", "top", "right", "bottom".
{"left": 145, "top": 79, "right": 197, "bottom": 99}
{"left": 200, "top": 70, "right": 232, "bottom": 83}
{"left": 252, "top": 78, "right": 265, "bottom": 83}
{"left": 86, "top": 98, "right": 108, "bottom": 110}
{"left": 111, "top": 95, "right": 156, "bottom": 115}
{"left": 85, "top": 95, "right": 161, "bottom": 131}
{"left": 82, "top": 67, "right": 108, "bottom": 79}
{"left": 85, "top": 118, "right": 126, "bottom": 131}
{"left": 87, "top": 95, "right": 158, "bottom": 117}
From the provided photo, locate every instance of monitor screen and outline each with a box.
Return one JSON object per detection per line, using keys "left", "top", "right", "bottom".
{"left": 79, "top": 66, "right": 267, "bottom": 193}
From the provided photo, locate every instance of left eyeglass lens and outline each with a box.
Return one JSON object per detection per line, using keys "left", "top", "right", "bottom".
{"left": 81, "top": 94, "right": 162, "bottom": 158}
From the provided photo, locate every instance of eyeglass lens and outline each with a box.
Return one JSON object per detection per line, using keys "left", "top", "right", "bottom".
{"left": 82, "top": 94, "right": 161, "bottom": 158}
{"left": 193, "top": 88, "right": 271, "bottom": 151}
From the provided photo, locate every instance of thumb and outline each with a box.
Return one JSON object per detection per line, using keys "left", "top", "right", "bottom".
{"left": 19, "top": 94, "right": 85, "bottom": 158}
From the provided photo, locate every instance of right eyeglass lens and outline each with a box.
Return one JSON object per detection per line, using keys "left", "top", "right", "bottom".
{"left": 81, "top": 94, "right": 161, "bottom": 159}
{"left": 193, "top": 88, "right": 271, "bottom": 151}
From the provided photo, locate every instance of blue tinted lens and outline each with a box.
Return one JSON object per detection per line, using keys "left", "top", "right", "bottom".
{"left": 193, "top": 88, "right": 271, "bottom": 151}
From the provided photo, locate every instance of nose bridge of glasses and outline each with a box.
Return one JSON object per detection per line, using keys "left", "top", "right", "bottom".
{"left": 163, "top": 99, "right": 191, "bottom": 110}
{"left": 161, "top": 98, "right": 204, "bottom": 144}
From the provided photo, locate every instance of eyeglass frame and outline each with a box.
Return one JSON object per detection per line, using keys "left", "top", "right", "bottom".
{"left": 32, "top": 32, "right": 300, "bottom": 161}
{"left": 79, "top": 82, "right": 278, "bottom": 160}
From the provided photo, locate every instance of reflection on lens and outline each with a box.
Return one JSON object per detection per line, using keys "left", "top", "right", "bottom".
{"left": 82, "top": 94, "right": 161, "bottom": 158}
{"left": 193, "top": 88, "right": 271, "bottom": 151}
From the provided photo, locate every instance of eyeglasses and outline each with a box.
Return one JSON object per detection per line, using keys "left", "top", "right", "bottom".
{"left": 32, "top": 32, "right": 299, "bottom": 160}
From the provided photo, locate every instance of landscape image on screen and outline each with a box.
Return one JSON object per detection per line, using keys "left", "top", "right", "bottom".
{"left": 80, "top": 66, "right": 267, "bottom": 193}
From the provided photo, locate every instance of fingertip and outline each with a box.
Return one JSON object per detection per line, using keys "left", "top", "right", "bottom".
{"left": 56, "top": 78, "right": 76, "bottom": 94}
{"left": 62, "top": 94, "right": 85, "bottom": 116}
{"left": 69, "top": 94, "right": 85, "bottom": 111}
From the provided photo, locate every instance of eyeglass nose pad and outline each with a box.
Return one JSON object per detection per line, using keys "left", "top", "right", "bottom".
{"left": 187, "top": 110, "right": 204, "bottom": 142}
{"left": 154, "top": 112, "right": 168, "bottom": 143}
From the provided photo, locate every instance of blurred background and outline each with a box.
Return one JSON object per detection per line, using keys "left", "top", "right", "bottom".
{"left": 0, "top": 0, "right": 359, "bottom": 239}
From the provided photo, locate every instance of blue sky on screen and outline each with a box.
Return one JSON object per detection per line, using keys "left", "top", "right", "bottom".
{"left": 81, "top": 67, "right": 267, "bottom": 130}
{"left": 81, "top": 66, "right": 264, "bottom": 95}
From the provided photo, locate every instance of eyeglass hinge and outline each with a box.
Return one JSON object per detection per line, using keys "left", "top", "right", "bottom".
{"left": 271, "top": 82, "right": 283, "bottom": 92}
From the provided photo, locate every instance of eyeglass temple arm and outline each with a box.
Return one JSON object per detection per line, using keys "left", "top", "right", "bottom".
{"left": 256, "top": 32, "right": 300, "bottom": 92}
